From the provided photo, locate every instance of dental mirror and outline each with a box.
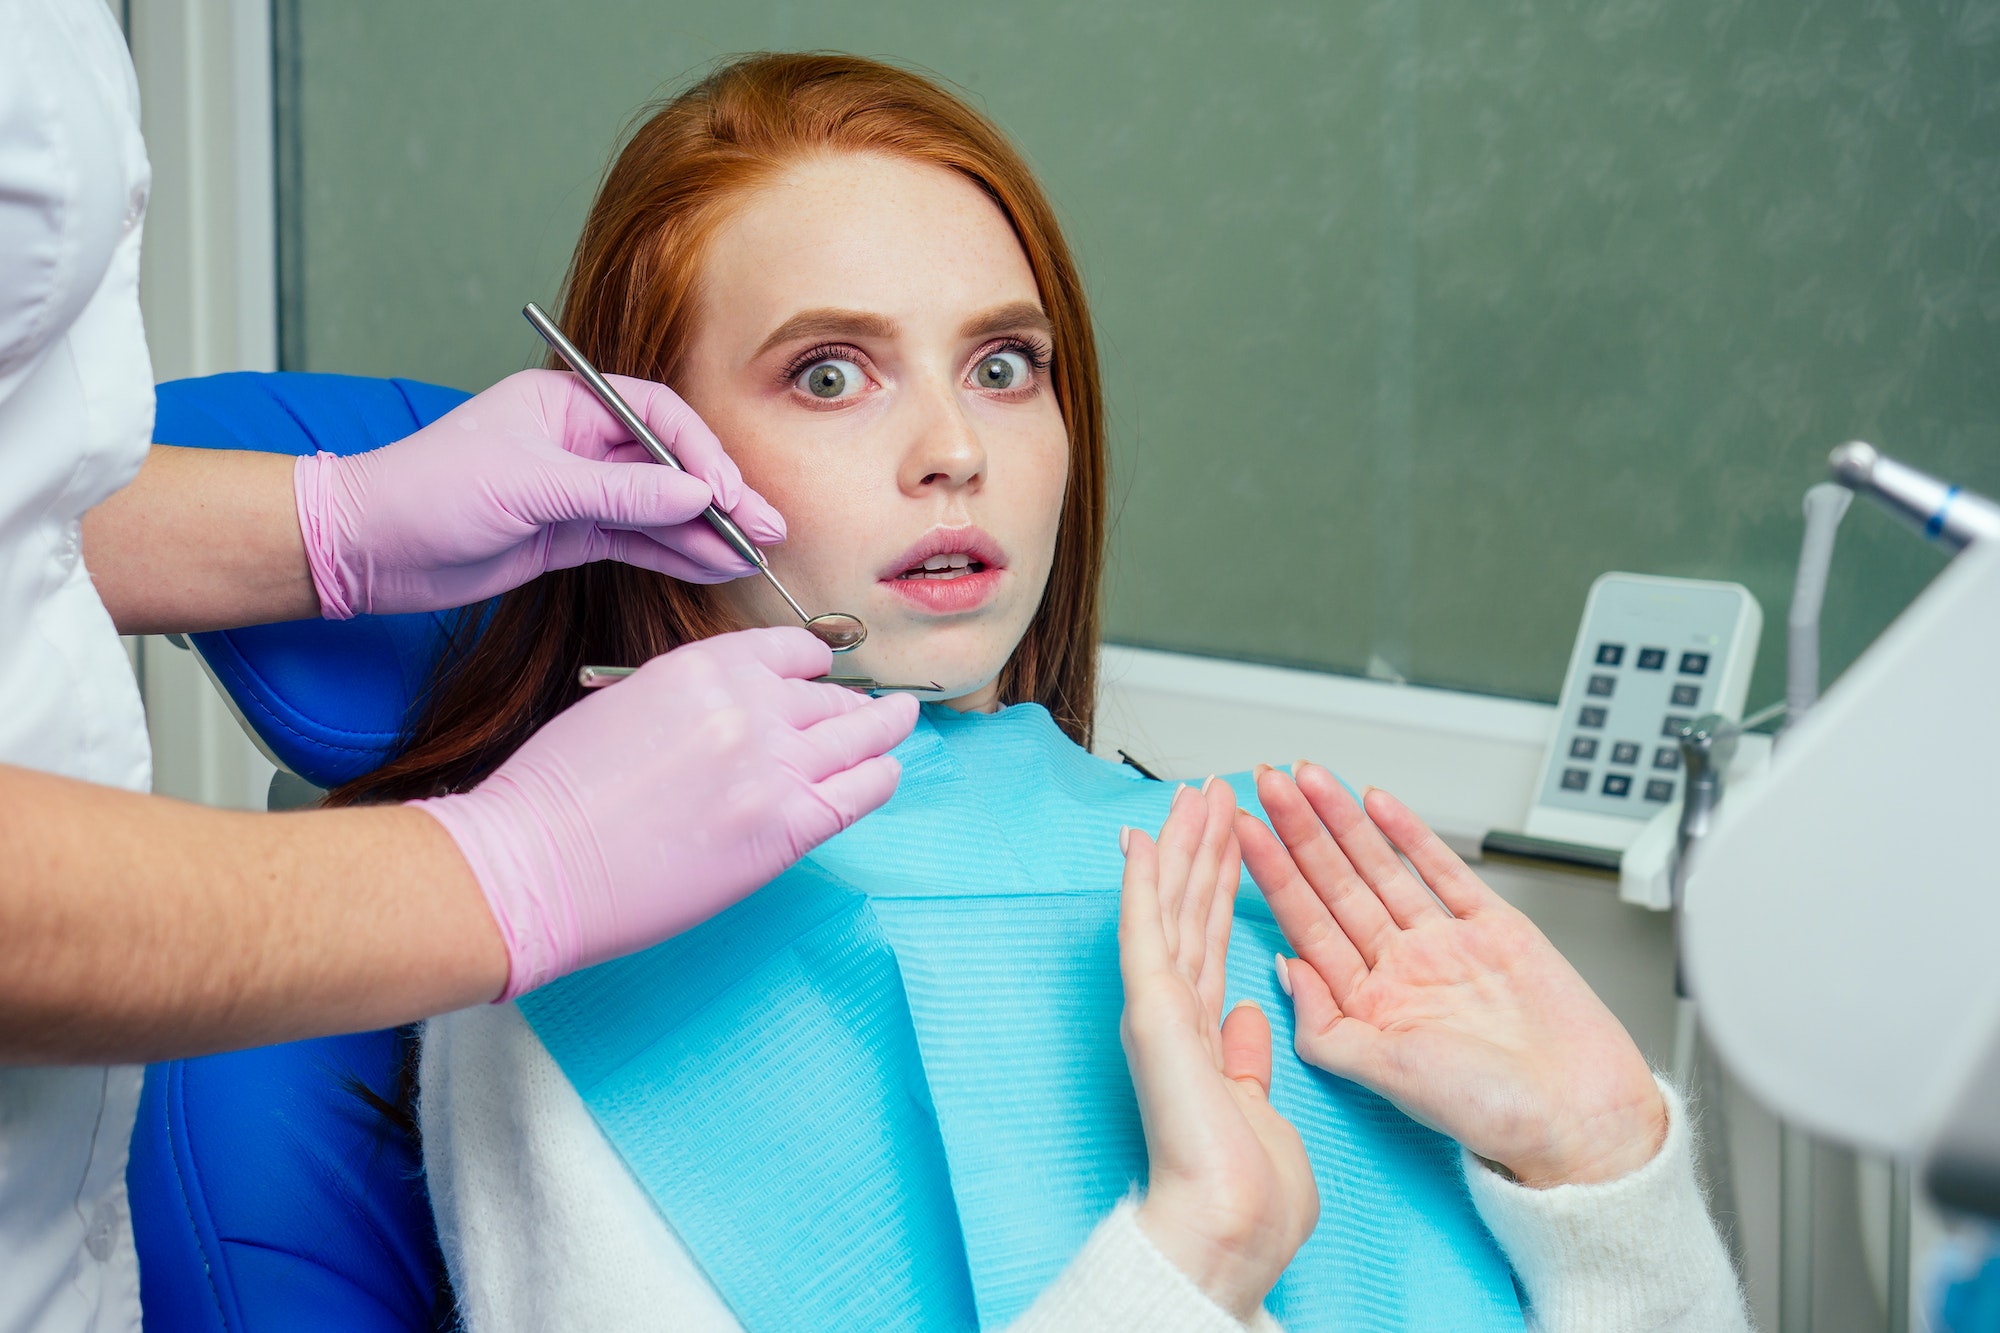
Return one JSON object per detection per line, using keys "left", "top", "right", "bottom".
{"left": 746, "top": 571, "right": 867, "bottom": 654}
{"left": 522, "top": 301, "right": 867, "bottom": 653}
{"left": 801, "top": 612, "right": 866, "bottom": 652}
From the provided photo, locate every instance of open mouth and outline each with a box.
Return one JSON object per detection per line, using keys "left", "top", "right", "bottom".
{"left": 880, "top": 526, "right": 1008, "bottom": 614}
{"left": 896, "top": 552, "right": 990, "bottom": 581}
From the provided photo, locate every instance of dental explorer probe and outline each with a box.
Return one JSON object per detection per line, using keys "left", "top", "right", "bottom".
{"left": 576, "top": 665, "right": 940, "bottom": 694}
{"left": 522, "top": 301, "right": 867, "bottom": 653}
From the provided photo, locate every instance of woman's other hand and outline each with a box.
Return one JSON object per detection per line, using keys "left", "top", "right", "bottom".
{"left": 1121, "top": 778, "right": 1319, "bottom": 1323}
{"left": 1239, "top": 764, "right": 1666, "bottom": 1190}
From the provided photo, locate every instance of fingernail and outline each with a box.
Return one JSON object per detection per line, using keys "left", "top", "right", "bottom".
{"left": 1275, "top": 954, "right": 1293, "bottom": 997}
{"left": 1361, "top": 784, "right": 1379, "bottom": 799}
{"left": 1253, "top": 762, "right": 1273, "bottom": 778}
{"left": 1231, "top": 998, "right": 1262, "bottom": 1014}
{"left": 1293, "top": 760, "right": 1312, "bottom": 778}
{"left": 1119, "top": 825, "right": 1131, "bottom": 854}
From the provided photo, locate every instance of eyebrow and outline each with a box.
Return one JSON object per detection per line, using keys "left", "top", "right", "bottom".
{"left": 958, "top": 301, "right": 1053, "bottom": 342}
{"left": 752, "top": 301, "right": 1053, "bottom": 360}
{"left": 754, "top": 308, "right": 899, "bottom": 359}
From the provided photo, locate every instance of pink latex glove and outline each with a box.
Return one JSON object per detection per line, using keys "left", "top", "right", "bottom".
{"left": 294, "top": 368, "right": 785, "bottom": 619}
{"left": 415, "top": 627, "right": 919, "bottom": 1000}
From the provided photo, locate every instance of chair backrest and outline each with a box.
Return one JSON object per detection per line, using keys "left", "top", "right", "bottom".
{"left": 130, "top": 1029, "right": 444, "bottom": 1330}
{"left": 130, "top": 372, "right": 469, "bottom": 1331}
{"left": 154, "top": 371, "right": 473, "bottom": 788}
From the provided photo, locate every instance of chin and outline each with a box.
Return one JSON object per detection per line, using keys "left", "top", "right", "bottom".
{"left": 854, "top": 633, "right": 1011, "bottom": 708}
{"left": 897, "top": 663, "right": 1004, "bottom": 706}
{"left": 935, "top": 674, "right": 1004, "bottom": 709}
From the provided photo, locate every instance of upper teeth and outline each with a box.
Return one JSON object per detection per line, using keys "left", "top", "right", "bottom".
{"left": 921, "top": 553, "right": 970, "bottom": 570}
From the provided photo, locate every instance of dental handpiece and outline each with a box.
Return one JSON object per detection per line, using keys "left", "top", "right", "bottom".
{"left": 1672, "top": 712, "right": 1741, "bottom": 1000}
{"left": 1829, "top": 441, "right": 2000, "bottom": 553}
{"left": 522, "top": 302, "right": 866, "bottom": 653}
{"left": 576, "top": 665, "right": 939, "bottom": 694}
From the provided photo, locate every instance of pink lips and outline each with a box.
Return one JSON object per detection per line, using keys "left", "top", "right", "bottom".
{"left": 880, "top": 525, "right": 1008, "bottom": 615}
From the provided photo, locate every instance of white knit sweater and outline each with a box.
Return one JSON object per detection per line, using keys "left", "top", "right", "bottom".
{"left": 420, "top": 1003, "right": 1752, "bottom": 1332}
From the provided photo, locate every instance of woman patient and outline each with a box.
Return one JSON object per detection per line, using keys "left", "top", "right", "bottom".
{"left": 340, "top": 53, "right": 1751, "bottom": 1332}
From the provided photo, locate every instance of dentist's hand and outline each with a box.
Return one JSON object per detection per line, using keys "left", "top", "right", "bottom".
{"left": 1239, "top": 765, "right": 1666, "bottom": 1190}
{"left": 1121, "top": 779, "right": 1318, "bottom": 1323}
{"left": 294, "top": 368, "right": 785, "bottom": 619}
{"left": 415, "top": 627, "right": 917, "bottom": 1000}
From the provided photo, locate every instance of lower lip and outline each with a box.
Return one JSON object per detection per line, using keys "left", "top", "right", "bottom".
{"left": 881, "top": 567, "right": 1004, "bottom": 614}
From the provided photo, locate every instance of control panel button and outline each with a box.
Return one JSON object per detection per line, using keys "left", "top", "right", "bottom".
{"left": 1636, "top": 647, "right": 1667, "bottom": 670}
{"left": 1662, "top": 714, "right": 1692, "bottom": 738}
{"left": 1602, "top": 774, "right": 1632, "bottom": 797}
{"left": 1653, "top": 746, "right": 1681, "bottom": 770}
{"left": 1595, "top": 643, "right": 1625, "bottom": 667}
{"left": 1610, "top": 741, "right": 1640, "bottom": 765}
{"left": 1586, "top": 674, "right": 1616, "bottom": 697}
{"left": 1670, "top": 683, "right": 1700, "bottom": 707}
{"left": 1561, "top": 768, "right": 1590, "bottom": 791}
{"left": 1644, "top": 778, "right": 1676, "bottom": 802}
{"left": 1579, "top": 706, "right": 1607, "bottom": 729}
{"left": 1678, "top": 651, "right": 1710, "bottom": 675}
{"left": 1569, "top": 737, "right": 1599, "bottom": 760}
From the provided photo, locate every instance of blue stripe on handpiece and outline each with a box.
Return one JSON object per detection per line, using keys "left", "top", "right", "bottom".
{"left": 1928, "top": 486, "right": 1960, "bottom": 540}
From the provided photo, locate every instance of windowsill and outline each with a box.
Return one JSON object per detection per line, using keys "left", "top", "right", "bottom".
{"left": 1095, "top": 643, "right": 1557, "bottom": 843}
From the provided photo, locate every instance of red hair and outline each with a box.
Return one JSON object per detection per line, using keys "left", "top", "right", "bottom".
{"left": 334, "top": 53, "right": 1105, "bottom": 806}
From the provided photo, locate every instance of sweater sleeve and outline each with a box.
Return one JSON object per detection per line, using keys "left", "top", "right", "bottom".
{"left": 1464, "top": 1076, "right": 1754, "bottom": 1333}
{"left": 1005, "top": 1199, "right": 1285, "bottom": 1333}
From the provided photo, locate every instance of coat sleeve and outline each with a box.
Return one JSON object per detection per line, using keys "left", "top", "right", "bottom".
{"left": 0, "top": 0, "right": 141, "bottom": 407}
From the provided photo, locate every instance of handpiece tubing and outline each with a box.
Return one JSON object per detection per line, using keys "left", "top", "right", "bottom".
{"left": 523, "top": 303, "right": 765, "bottom": 570}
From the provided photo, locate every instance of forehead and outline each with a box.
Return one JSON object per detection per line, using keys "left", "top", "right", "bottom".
{"left": 698, "top": 153, "right": 1041, "bottom": 341}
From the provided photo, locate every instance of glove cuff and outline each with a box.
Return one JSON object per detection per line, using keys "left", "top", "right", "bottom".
{"left": 293, "top": 451, "right": 358, "bottom": 620}
{"left": 410, "top": 761, "right": 612, "bottom": 1002}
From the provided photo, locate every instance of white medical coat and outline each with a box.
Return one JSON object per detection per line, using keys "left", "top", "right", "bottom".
{"left": 0, "top": 0, "right": 158, "bottom": 1328}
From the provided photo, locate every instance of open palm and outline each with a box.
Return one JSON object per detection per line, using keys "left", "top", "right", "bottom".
{"left": 1119, "top": 778, "right": 1318, "bottom": 1321}
{"left": 1237, "top": 764, "right": 1666, "bottom": 1189}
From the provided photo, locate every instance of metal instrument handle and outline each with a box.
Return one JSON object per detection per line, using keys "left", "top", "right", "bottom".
{"left": 523, "top": 302, "right": 768, "bottom": 574}
{"left": 576, "top": 664, "right": 937, "bottom": 694}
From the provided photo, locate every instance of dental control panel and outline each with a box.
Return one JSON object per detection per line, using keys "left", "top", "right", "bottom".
{"left": 1524, "top": 573, "right": 1761, "bottom": 850}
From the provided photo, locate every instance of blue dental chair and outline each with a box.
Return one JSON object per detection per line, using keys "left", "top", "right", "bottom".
{"left": 127, "top": 372, "right": 474, "bottom": 1331}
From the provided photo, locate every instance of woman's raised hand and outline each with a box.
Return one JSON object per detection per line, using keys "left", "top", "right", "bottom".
{"left": 1120, "top": 779, "right": 1318, "bottom": 1323}
{"left": 1239, "top": 765, "right": 1666, "bottom": 1190}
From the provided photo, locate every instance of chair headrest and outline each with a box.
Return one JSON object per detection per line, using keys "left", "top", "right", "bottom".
{"left": 154, "top": 372, "right": 473, "bottom": 789}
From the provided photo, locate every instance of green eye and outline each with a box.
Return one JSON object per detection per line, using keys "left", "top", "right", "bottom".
{"left": 795, "top": 355, "right": 866, "bottom": 401}
{"left": 973, "top": 351, "right": 1028, "bottom": 390}
{"left": 803, "top": 362, "right": 853, "bottom": 398}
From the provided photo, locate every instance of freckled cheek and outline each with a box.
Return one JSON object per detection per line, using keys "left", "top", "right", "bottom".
{"left": 1018, "top": 428, "right": 1072, "bottom": 570}
{"left": 715, "top": 425, "right": 843, "bottom": 541}
{"left": 745, "top": 450, "right": 892, "bottom": 590}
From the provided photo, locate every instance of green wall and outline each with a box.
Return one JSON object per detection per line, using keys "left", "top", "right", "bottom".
{"left": 278, "top": 1, "right": 2000, "bottom": 708}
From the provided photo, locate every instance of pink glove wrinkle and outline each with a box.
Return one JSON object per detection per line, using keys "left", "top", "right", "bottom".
{"left": 295, "top": 368, "right": 788, "bottom": 619}
{"left": 412, "top": 627, "right": 918, "bottom": 1000}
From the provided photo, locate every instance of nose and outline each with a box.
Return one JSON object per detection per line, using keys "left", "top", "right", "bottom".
{"left": 897, "top": 377, "right": 986, "bottom": 496}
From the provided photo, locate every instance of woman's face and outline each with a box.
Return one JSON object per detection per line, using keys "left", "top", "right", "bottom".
{"left": 676, "top": 153, "right": 1070, "bottom": 710}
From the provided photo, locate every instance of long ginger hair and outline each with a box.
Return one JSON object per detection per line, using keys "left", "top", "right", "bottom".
{"left": 332, "top": 53, "right": 1106, "bottom": 807}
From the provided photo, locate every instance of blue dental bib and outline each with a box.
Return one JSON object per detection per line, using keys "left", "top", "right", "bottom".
{"left": 518, "top": 706, "right": 1526, "bottom": 1331}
